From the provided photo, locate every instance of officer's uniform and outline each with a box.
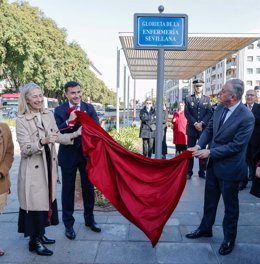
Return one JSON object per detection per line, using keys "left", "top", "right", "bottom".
{"left": 184, "top": 79, "right": 213, "bottom": 178}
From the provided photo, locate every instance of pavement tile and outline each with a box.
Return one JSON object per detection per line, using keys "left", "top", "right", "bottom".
{"left": 95, "top": 241, "right": 156, "bottom": 264}
{"left": 156, "top": 242, "right": 218, "bottom": 264}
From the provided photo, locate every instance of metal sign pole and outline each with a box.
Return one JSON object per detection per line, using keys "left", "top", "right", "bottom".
{"left": 155, "top": 48, "right": 164, "bottom": 159}
{"left": 123, "top": 65, "right": 126, "bottom": 126}
{"left": 127, "top": 75, "right": 130, "bottom": 126}
{"left": 133, "top": 7, "right": 188, "bottom": 158}
{"left": 116, "top": 48, "right": 120, "bottom": 133}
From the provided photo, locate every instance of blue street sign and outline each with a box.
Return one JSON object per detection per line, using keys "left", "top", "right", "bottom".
{"left": 134, "top": 13, "right": 188, "bottom": 50}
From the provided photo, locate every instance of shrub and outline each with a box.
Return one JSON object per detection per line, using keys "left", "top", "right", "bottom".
{"left": 95, "top": 125, "right": 141, "bottom": 208}
{"left": 109, "top": 125, "right": 140, "bottom": 153}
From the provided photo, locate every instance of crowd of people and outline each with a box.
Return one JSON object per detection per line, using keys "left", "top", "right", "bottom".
{"left": 0, "top": 78, "right": 259, "bottom": 257}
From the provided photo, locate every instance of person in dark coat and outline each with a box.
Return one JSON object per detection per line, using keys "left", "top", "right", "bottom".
{"left": 54, "top": 81, "right": 101, "bottom": 241}
{"left": 255, "top": 85, "right": 260, "bottom": 104}
{"left": 185, "top": 79, "right": 255, "bottom": 256}
{"left": 139, "top": 98, "right": 156, "bottom": 158}
{"left": 239, "top": 89, "right": 260, "bottom": 190}
{"left": 161, "top": 104, "right": 168, "bottom": 159}
{"left": 184, "top": 79, "right": 213, "bottom": 179}
{"left": 152, "top": 104, "right": 168, "bottom": 159}
{"left": 250, "top": 151, "right": 260, "bottom": 198}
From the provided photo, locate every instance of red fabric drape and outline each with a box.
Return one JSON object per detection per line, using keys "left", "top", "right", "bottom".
{"left": 75, "top": 110, "right": 192, "bottom": 247}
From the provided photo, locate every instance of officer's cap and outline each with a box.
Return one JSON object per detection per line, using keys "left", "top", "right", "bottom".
{"left": 254, "top": 86, "right": 260, "bottom": 91}
{"left": 193, "top": 79, "right": 204, "bottom": 86}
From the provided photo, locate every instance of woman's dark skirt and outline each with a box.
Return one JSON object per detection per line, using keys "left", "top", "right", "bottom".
{"left": 18, "top": 200, "right": 59, "bottom": 237}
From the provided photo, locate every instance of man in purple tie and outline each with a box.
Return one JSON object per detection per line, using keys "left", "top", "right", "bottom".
{"left": 185, "top": 79, "right": 255, "bottom": 256}
{"left": 54, "top": 81, "right": 101, "bottom": 240}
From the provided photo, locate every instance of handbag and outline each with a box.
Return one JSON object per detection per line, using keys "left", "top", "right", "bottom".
{"left": 150, "top": 124, "right": 156, "bottom": 131}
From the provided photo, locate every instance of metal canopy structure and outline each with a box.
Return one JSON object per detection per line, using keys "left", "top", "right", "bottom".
{"left": 119, "top": 33, "right": 260, "bottom": 80}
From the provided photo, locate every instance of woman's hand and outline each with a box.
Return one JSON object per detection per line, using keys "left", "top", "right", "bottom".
{"left": 41, "top": 132, "right": 58, "bottom": 145}
{"left": 71, "top": 126, "right": 82, "bottom": 139}
{"left": 76, "top": 126, "right": 82, "bottom": 136}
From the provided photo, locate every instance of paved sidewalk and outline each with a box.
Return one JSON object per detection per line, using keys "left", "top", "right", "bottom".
{"left": 1, "top": 128, "right": 260, "bottom": 264}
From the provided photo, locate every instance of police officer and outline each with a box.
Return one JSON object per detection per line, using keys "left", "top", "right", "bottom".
{"left": 184, "top": 79, "right": 213, "bottom": 179}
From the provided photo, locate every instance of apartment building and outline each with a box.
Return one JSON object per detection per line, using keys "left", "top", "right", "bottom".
{"left": 165, "top": 39, "right": 260, "bottom": 105}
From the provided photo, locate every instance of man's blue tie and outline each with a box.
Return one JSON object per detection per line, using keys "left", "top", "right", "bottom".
{"left": 219, "top": 107, "right": 229, "bottom": 128}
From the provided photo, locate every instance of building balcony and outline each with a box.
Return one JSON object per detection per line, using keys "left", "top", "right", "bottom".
{"left": 226, "top": 74, "right": 237, "bottom": 80}
{"left": 226, "top": 62, "right": 237, "bottom": 69}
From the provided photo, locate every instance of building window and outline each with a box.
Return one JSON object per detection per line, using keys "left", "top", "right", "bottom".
{"left": 256, "top": 68, "right": 260, "bottom": 74}
{"left": 247, "top": 56, "right": 253, "bottom": 62}
{"left": 247, "top": 68, "right": 253, "bottom": 74}
{"left": 256, "top": 80, "right": 260, "bottom": 86}
{"left": 256, "top": 56, "right": 260, "bottom": 62}
{"left": 248, "top": 44, "right": 254, "bottom": 49}
{"left": 257, "top": 41, "right": 260, "bottom": 49}
{"left": 246, "top": 80, "right": 253, "bottom": 86}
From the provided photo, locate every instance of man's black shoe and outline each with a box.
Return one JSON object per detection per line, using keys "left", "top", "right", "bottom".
{"left": 65, "top": 227, "right": 76, "bottom": 240}
{"left": 218, "top": 240, "right": 234, "bottom": 255}
{"left": 40, "top": 235, "right": 56, "bottom": 244}
{"left": 185, "top": 229, "right": 212, "bottom": 239}
{"left": 85, "top": 222, "right": 101, "bottom": 233}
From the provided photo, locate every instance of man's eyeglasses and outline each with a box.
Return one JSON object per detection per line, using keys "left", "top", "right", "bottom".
{"left": 146, "top": 102, "right": 152, "bottom": 105}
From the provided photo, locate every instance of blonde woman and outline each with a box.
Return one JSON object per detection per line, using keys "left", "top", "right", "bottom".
{"left": 0, "top": 122, "right": 14, "bottom": 256}
{"left": 16, "top": 82, "right": 81, "bottom": 256}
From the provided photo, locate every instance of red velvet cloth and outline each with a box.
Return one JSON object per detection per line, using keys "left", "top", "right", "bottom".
{"left": 75, "top": 110, "right": 192, "bottom": 247}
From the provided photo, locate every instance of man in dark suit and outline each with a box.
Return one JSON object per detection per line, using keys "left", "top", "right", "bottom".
{"left": 239, "top": 89, "right": 260, "bottom": 190}
{"left": 185, "top": 79, "right": 255, "bottom": 256}
{"left": 255, "top": 85, "right": 260, "bottom": 104}
{"left": 184, "top": 79, "right": 212, "bottom": 179}
{"left": 54, "top": 81, "right": 101, "bottom": 240}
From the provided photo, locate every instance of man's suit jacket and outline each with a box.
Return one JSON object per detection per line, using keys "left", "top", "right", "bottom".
{"left": 54, "top": 101, "right": 99, "bottom": 168}
{"left": 198, "top": 102, "right": 255, "bottom": 181}
{"left": 248, "top": 103, "right": 260, "bottom": 148}
{"left": 184, "top": 94, "right": 212, "bottom": 137}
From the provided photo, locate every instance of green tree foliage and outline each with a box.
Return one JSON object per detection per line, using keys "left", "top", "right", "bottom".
{"left": 0, "top": 1, "right": 116, "bottom": 105}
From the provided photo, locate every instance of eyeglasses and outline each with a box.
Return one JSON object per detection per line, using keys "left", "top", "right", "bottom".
{"left": 146, "top": 102, "right": 152, "bottom": 105}
{"left": 246, "top": 94, "right": 255, "bottom": 97}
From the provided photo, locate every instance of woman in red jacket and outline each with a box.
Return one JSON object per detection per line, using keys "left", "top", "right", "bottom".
{"left": 172, "top": 102, "right": 188, "bottom": 155}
